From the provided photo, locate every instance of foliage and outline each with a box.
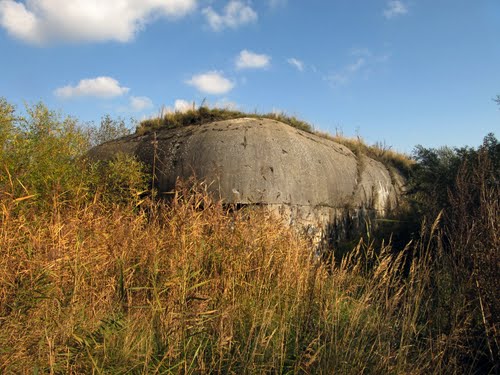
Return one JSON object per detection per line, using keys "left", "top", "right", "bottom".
{"left": 0, "top": 98, "right": 147, "bottom": 209}
{"left": 93, "top": 152, "right": 149, "bottom": 205}
{"left": 410, "top": 133, "right": 499, "bottom": 217}
{"left": 408, "top": 133, "right": 499, "bottom": 371}
{"left": 0, "top": 98, "right": 16, "bottom": 161}
{"left": 0, "top": 101, "right": 90, "bottom": 207}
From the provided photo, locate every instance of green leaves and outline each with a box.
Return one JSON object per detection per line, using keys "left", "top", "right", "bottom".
{"left": 0, "top": 98, "right": 147, "bottom": 210}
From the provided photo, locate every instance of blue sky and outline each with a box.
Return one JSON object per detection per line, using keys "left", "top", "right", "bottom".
{"left": 1, "top": 0, "right": 499, "bottom": 153}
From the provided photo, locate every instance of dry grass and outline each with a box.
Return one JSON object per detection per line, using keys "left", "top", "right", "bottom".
{"left": 315, "top": 131, "right": 415, "bottom": 175}
{"left": 0, "top": 181, "right": 481, "bottom": 374}
{"left": 137, "top": 106, "right": 313, "bottom": 135}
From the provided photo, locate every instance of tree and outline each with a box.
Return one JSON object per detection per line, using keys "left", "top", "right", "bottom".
{"left": 89, "top": 114, "right": 132, "bottom": 147}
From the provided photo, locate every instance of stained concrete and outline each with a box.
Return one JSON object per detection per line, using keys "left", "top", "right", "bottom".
{"left": 90, "top": 117, "right": 405, "bottom": 236}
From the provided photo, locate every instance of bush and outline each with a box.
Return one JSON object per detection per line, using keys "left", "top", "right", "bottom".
{"left": 410, "top": 133, "right": 499, "bottom": 218}
{"left": 93, "top": 152, "right": 149, "bottom": 205}
{"left": 0, "top": 101, "right": 90, "bottom": 207}
{"left": 0, "top": 98, "right": 148, "bottom": 211}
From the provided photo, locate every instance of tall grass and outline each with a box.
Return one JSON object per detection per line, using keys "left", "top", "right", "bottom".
{"left": 2, "top": 180, "right": 496, "bottom": 374}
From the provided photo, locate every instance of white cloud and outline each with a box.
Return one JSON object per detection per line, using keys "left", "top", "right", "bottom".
{"left": 214, "top": 98, "right": 238, "bottom": 110}
{"left": 173, "top": 99, "right": 194, "bottom": 112}
{"left": 54, "top": 76, "right": 130, "bottom": 98}
{"left": 383, "top": 0, "right": 408, "bottom": 19}
{"left": 327, "top": 73, "right": 349, "bottom": 87}
{"left": 287, "top": 57, "right": 304, "bottom": 72}
{"left": 0, "top": 0, "right": 197, "bottom": 44}
{"left": 203, "top": 0, "right": 257, "bottom": 31}
{"left": 236, "top": 50, "right": 271, "bottom": 69}
{"left": 157, "top": 98, "right": 237, "bottom": 118}
{"left": 186, "top": 71, "right": 235, "bottom": 95}
{"left": 350, "top": 48, "right": 372, "bottom": 57}
{"left": 130, "top": 96, "right": 154, "bottom": 112}
{"left": 156, "top": 99, "right": 194, "bottom": 114}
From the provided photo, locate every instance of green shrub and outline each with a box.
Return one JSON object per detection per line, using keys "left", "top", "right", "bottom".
{"left": 0, "top": 101, "right": 90, "bottom": 207}
{"left": 410, "top": 133, "right": 499, "bottom": 218}
{"left": 0, "top": 98, "right": 148, "bottom": 210}
{"left": 93, "top": 152, "right": 149, "bottom": 205}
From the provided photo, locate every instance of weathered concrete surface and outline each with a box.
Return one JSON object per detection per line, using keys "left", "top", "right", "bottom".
{"left": 90, "top": 117, "right": 405, "bottom": 236}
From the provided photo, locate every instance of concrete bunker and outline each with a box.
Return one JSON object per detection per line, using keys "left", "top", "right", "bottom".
{"left": 90, "top": 117, "right": 405, "bottom": 241}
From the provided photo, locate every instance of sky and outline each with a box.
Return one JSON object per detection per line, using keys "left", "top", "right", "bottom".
{"left": 0, "top": 0, "right": 499, "bottom": 153}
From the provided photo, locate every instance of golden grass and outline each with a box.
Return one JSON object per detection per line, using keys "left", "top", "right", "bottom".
{"left": 314, "top": 131, "right": 415, "bottom": 175}
{"left": 0, "top": 182, "right": 472, "bottom": 374}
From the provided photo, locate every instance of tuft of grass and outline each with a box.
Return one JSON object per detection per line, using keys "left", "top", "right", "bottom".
{"left": 315, "top": 131, "right": 415, "bottom": 175}
{"left": 137, "top": 106, "right": 313, "bottom": 135}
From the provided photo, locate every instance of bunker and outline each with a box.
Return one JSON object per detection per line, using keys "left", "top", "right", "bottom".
{"left": 90, "top": 117, "right": 405, "bottom": 240}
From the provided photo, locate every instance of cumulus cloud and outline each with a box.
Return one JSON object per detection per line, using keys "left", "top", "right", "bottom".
{"left": 0, "top": 0, "right": 197, "bottom": 44}
{"left": 154, "top": 99, "right": 193, "bottom": 115}
{"left": 287, "top": 57, "right": 304, "bottom": 71}
{"left": 186, "top": 71, "right": 235, "bottom": 95}
{"left": 203, "top": 0, "right": 257, "bottom": 31}
{"left": 236, "top": 50, "right": 271, "bottom": 69}
{"left": 130, "top": 96, "right": 154, "bottom": 112}
{"left": 383, "top": 0, "right": 408, "bottom": 19}
{"left": 54, "top": 76, "right": 130, "bottom": 98}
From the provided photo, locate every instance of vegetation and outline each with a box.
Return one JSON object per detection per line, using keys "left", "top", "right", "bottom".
{"left": 137, "top": 105, "right": 314, "bottom": 134}
{"left": 0, "top": 99, "right": 145, "bottom": 209}
{"left": 0, "top": 98, "right": 498, "bottom": 373}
